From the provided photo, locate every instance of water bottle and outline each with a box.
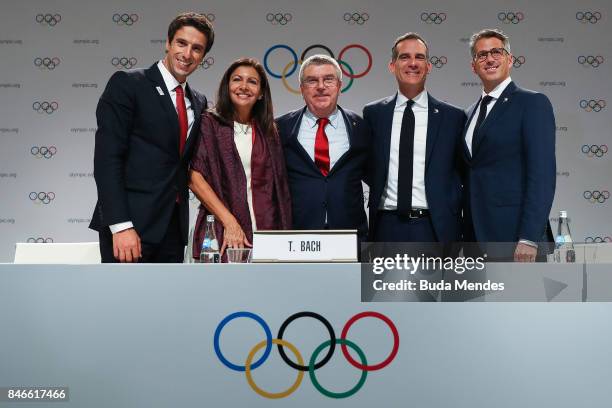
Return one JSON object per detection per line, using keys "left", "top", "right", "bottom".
{"left": 554, "top": 210, "right": 575, "bottom": 263}
{"left": 200, "top": 215, "right": 220, "bottom": 263}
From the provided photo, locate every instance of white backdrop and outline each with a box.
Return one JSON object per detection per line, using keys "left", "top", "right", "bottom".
{"left": 0, "top": 0, "right": 610, "bottom": 261}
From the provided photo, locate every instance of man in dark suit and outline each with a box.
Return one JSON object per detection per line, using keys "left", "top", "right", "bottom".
{"left": 363, "top": 33, "right": 465, "bottom": 245}
{"left": 276, "top": 55, "right": 370, "bottom": 241}
{"left": 90, "top": 13, "right": 214, "bottom": 263}
{"left": 462, "top": 28, "right": 556, "bottom": 262}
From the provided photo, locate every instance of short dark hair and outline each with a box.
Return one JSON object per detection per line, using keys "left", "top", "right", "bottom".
{"left": 215, "top": 58, "right": 277, "bottom": 141}
{"left": 167, "top": 12, "right": 215, "bottom": 54}
{"left": 469, "top": 28, "right": 510, "bottom": 59}
{"left": 391, "top": 32, "right": 429, "bottom": 61}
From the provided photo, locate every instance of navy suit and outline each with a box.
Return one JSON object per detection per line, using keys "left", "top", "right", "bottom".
{"left": 276, "top": 107, "right": 369, "bottom": 240}
{"left": 461, "top": 81, "right": 556, "bottom": 253}
{"left": 90, "top": 63, "right": 206, "bottom": 261}
{"left": 363, "top": 93, "right": 465, "bottom": 242}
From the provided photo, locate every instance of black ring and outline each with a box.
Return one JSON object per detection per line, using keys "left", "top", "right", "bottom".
{"left": 276, "top": 311, "right": 336, "bottom": 371}
{"left": 300, "top": 44, "right": 335, "bottom": 62}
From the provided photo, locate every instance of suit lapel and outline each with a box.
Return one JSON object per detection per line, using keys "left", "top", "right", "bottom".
{"left": 145, "top": 64, "right": 180, "bottom": 152}
{"left": 379, "top": 95, "right": 397, "bottom": 180}
{"left": 289, "top": 107, "right": 321, "bottom": 173}
{"left": 425, "top": 94, "right": 442, "bottom": 172}
{"left": 462, "top": 101, "right": 478, "bottom": 160}
{"left": 472, "top": 81, "right": 517, "bottom": 156}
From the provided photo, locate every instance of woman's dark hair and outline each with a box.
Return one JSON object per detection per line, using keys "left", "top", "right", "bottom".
{"left": 215, "top": 57, "right": 276, "bottom": 140}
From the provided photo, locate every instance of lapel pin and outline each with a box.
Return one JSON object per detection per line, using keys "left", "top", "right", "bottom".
{"left": 353, "top": 121, "right": 357, "bottom": 126}
{"left": 156, "top": 86, "right": 164, "bottom": 96}
{"left": 434, "top": 108, "right": 439, "bottom": 113}
{"left": 503, "top": 97, "right": 508, "bottom": 103}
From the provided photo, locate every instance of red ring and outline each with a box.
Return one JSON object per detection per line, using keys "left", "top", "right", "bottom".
{"left": 338, "top": 44, "right": 372, "bottom": 79}
{"left": 340, "top": 311, "right": 399, "bottom": 371}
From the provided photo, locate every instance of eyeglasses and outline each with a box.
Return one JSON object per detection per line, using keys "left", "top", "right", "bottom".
{"left": 302, "top": 76, "right": 339, "bottom": 88}
{"left": 474, "top": 47, "right": 508, "bottom": 62}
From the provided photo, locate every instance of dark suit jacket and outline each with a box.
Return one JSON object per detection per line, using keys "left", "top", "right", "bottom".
{"left": 363, "top": 93, "right": 465, "bottom": 242}
{"left": 276, "top": 107, "right": 369, "bottom": 240}
{"left": 461, "top": 81, "right": 556, "bottom": 245}
{"left": 90, "top": 63, "right": 207, "bottom": 245}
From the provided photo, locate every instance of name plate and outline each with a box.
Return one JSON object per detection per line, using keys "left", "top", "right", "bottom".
{"left": 252, "top": 230, "right": 358, "bottom": 262}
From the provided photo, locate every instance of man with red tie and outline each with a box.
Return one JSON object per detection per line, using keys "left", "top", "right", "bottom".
{"left": 276, "top": 55, "right": 370, "bottom": 241}
{"left": 90, "top": 13, "right": 214, "bottom": 262}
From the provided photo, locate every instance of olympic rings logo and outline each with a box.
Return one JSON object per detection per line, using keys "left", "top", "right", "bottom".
{"left": 498, "top": 11, "right": 524, "bottom": 24}
{"left": 29, "top": 192, "right": 55, "bottom": 205}
{"left": 199, "top": 56, "right": 215, "bottom": 70}
{"left": 581, "top": 144, "right": 608, "bottom": 158}
{"left": 512, "top": 55, "right": 526, "bottom": 68}
{"left": 31, "top": 146, "right": 57, "bottom": 159}
{"left": 583, "top": 190, "right": 610, "bottom": 203}
{"left": 34, "top": 57, "right": 60, "bottom": 70}
{"left": 199, "top": 13, "right": 215, "bottom": 22}
{"left": 35, "top": 13, "right": 61, "bottom": 26}
{"left": 578, "top": 55, "right": 604, "bottom": 67}
{"left": 263, "top": 44, "right": 372, "bottom": 94}
{"left": 429, "top": 56, "right": 447, "bottom": 68}
{"left": 112, "top": 13, "right": 139, "bottom": 26}
{"left": 576, "top": 11, "right": 602, "bottom": 24}
{"left": 214, "top": 311, "right": 399, "bottom": 399}
{"left": 585, "top": 236, "right": 612, "bottom": 243}
{"left": 266, "top": 12, "right": 292, "bottom": 25}
{"left": 420, "top": 12, "right": 446, "bottom": 24}
{"left": 344, "top": 12, "right": 369, "bottom": 25}
{"left": 111, "top": 57, "right": 137, "bottom": 70}
{"left": 32, "top": 101, "right": 59, "bottom": 114}
{"left": 27, "top": 237, "right": 54, "bottom": 243}
{"left": 579, "top": 99, "right": 606, "bottom": 112}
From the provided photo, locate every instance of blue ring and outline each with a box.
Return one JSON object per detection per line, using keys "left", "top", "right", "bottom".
{"left": 264, "top": 44, "right": 298, "bottom": 79}
{"left": 214, "top": 311, "right": 272, "bottom": 372}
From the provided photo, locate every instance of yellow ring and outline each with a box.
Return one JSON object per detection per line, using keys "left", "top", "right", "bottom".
{"left": 245, "top": 338, "right": 304, "bottom": 399}
{"left": 281, "top": 60, "right": 301, "bottom": 95}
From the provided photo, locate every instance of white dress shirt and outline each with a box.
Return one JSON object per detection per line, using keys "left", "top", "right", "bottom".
{"left": 297, "top": 108, "right": 350, "bottom": 170}
{"left": 464, "top": 76, "right": 512, "bottom": 156}
{"left": 233, "top": 122, "right": 257, "bottom": 230}
{"left": 380, "top": 89, "right": 429, "bottom": 210}
{"left": 110, "top": 61, "right": 195, "bottom": 234}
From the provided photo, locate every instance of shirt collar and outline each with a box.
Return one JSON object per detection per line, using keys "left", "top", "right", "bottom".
{"left": 395, "top": 89, "right": 428, "bottom": 109}
{"left": 304, "top": 107, "right": 340, "bottom": 129}
{"left": 157, "top": 60, "right": 186, "bottom": 93}
{"left": 482, "top": 76, "right": 512, "bottom": 100}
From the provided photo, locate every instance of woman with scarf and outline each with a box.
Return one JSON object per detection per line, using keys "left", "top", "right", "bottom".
{"left": 189, "top": 57, "right": 291, "bottom": 261}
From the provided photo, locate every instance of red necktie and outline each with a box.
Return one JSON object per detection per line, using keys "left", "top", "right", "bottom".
{"left": 314, "top": 117, "right": 330, "bottom": 176}
{"left": 175, "top": 85, "right": 188, "bottom": 154}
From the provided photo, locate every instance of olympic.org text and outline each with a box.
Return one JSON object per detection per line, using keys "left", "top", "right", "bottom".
{"left": 372, "top": 254, "right": 486, "bottom": 275}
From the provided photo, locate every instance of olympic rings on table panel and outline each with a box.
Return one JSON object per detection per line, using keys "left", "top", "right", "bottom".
{"left": 344, "top": 12, "right": 369, "bottom": 25}
{"left": 35, "top": 14, "right": 61, "bottom": 26}
{"left": 266, "top": 12, "right": 292, "bottom": 25}
{"left": 30, "top": 146, "right": 57, "bottom": 159}
{"left": 581, "top": 144, "right": 608, "bottom": 158}
{"left": 420, "top": 12, "right": 446, "bottom": 24}
{"left": 497, "top": 11, "right": 524, "bottom": 24}
{"left": 263, "top": 44, "right": 372, "bottom": 94}
{"left": 579, "top": 99, "right": 606, "bottom": 112}
{"left": 583, "top": 190, "right": 610, "bottom": 203}
{"left": 576, "top": 11, "right": 602, "bottom": 24}
{"left": 27, "top": 237, "right": 54, "bottom": 243}
{"left": 112, "top": 13, "right": 139, "bottom": 26}
{"left": 578, "top": 55, "right": 604, "bottom": 67}
{"left": 214, "top": 311, "right": 399, "bottom": 399}
{"left": 29, "top": 192, "right": 55, "bottom": 204}
{"left": 34, "top": 57, "right": 60, "bottom": 70}
{"left": 32, "top": 101, "right": 59, "bottom": 114}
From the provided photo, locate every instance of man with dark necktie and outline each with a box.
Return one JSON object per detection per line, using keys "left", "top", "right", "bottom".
{"left": 364, "top": 33, "right": 465, "bottom": 245}
{"left": 276, "top": 55, "right": 370, "bottom": 241}
{"left": 461, "top": 28, "right": 555, "bottom": 262}
{"left": 90, "top": 13, "right": 214, "bottom": 262}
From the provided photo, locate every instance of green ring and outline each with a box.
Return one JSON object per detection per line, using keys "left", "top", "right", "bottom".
{"left": 308, "top": 338, "right": 367, "bottom": 398}
{"left": 338, "top": 61, "right": 354, "bottom": 93}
